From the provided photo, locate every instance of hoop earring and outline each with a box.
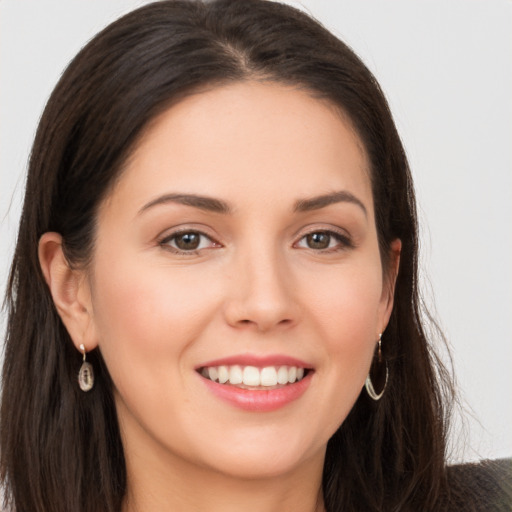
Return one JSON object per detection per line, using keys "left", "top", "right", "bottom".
{"left": 78, "top": 343, "right": 94, "bottom": 392}
{"left": 365, "top": 333, "right": 388, "bottom": 401}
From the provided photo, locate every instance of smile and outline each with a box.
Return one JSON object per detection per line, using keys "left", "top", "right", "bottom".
{"left": 199, "top": 365, "right": 307, "bottom": 388}
{"left": 196, "top": 356, "right": 314, "bottom": 412}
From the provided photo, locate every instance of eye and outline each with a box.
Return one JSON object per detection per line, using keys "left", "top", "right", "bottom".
{"left": 296, "top": 230, "right": 352, "bottom": 251}
{"left": 160, "top": 230, "right": 219, "bottom": 253}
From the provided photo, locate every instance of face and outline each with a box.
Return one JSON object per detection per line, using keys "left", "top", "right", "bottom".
{"left": 78, "top": 82, "right": 397, "bottom": 480}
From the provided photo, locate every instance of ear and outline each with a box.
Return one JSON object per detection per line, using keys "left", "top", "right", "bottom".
{"left": 378, "top": 238, "right": 402, "bottom": 331}
{"left": 38, "top": 232, "right": 98, "bottom": 352}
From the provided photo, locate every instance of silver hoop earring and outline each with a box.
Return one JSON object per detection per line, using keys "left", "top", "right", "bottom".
{"left": 78, "top": 344, "right": 94, "bottom": 392}
{"left": 365, "top": 334, "right": 388, "bottom": 401}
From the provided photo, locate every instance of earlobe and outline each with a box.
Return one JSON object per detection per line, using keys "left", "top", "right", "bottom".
{"left": 38, "top": 232, "right": 98, "bottom": 351}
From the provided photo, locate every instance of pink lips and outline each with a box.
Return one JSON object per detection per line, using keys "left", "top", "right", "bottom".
{"left": 196, "top": 354, "right": 314, "bottom": 412}
{"left": 197, "top": 354, "right": 312, "bottom": 369}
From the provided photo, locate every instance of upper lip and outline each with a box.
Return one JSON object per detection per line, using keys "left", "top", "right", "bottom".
{"left": 196, "top": 354, "right": 313, "bottom": 370}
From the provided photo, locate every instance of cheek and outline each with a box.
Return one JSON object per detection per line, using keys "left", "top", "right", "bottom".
{"left": 284, "top": 261, "right": 384, "bottom": 443}
{"left": 308, "top": 261, "right": 384, "bottom": 339}
{"left": 302, "top": 259, "right": 383, "bottom": 386}
{"left": 88, "top": 254, "right": 227, "bottom": 450}
{"left": 88, "top": 251, "right": 220, "bottom": 381}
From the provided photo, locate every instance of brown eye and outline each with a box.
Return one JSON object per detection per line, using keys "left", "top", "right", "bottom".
{"left": 174, "top": 232, "right": 201, "bottom": 250}
{"left": 295, "top": 230, "right": 352, "bottom": 252}
{"left": 306, "top": 232, "right": 331, "bottom": 249}
{"left": 161, "top": 230, "right": 218, "bottom": 253}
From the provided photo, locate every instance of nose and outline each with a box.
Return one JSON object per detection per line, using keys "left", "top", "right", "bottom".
{"left": 223, "top": 246, "right": 299, "bottom": 332}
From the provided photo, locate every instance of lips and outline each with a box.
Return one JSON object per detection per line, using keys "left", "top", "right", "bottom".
{"left": 196, "top": 355, "right": 314, "bottom": 412}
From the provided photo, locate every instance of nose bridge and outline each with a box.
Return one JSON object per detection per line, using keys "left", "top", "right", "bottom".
{"left": 224, "top": 234, "right": 298, "bottom": 331}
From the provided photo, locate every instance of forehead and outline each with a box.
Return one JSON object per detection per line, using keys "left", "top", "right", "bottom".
{"left": 106, "top": 81, "right": 372, "bottom": 216}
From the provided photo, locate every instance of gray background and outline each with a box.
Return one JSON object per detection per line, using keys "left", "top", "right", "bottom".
{"left": 1, "top": 0, "right": 511, "bottom": 462}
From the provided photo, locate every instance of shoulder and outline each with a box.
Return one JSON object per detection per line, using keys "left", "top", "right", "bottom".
{"left": 442, "top": 458, "right": 512, "bottom": 512}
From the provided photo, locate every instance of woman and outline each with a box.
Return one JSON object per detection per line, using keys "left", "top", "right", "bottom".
{"left": 1, "top": 1, "right": 510, "bottom": 511}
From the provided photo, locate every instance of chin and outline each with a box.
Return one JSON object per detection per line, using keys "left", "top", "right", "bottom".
{"left": 201, "top": 449, "right": 319, "bottom": 481}
{"left": 187, "top": 425, "right": 328, "bottom": 481}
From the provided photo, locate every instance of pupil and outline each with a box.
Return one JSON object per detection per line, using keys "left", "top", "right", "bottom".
{"left": 307, "top": 232, "right": 330, "bottom": 249}
{"left": 176, "top": 232, "right": 200, "bottom": 250}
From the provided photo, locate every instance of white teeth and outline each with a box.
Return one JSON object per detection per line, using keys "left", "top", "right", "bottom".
{"left": 218, "top": 365, "right": 229, "bottom": 384}
{"left": 260, "top": 367, "right": 278, "bottom": 386}
{"left": 228, "top": 365, "right": 243, "bottom": 385}
{"left": 243, "top": 366, "right": 260, "bottom": 386}
{"left": 201, "top": 364, "right": 307, "bottom": 387}
{"left": 277, "top": 366, "right": 289, "bottom": 385}
{"left": 208, "top": 367, "right": 218, "bottom": 382}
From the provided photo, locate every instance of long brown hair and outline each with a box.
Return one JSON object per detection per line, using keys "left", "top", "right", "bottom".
{"left": 1, "top": 1, "right": 455, "bottom": 511}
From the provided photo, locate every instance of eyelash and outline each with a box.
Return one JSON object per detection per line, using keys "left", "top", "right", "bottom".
{"left": 295, "top": 229, "right": 354, "bottom": 252}
{"left": 158, "top": 228, "right": 353, "bottom": 255}
{"left": 158, "top": 229, "right": 221, "bottom": 255}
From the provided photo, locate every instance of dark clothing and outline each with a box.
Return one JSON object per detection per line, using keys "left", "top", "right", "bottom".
{"left": 444, "top": 458, "right": 512, "bottom": 511}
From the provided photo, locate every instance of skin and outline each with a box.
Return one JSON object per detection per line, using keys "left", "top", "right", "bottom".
{"left": 39, "top": 81, "right": 400, "bottom": 512}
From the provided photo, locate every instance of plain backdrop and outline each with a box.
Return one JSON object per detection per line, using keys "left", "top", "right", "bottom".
{"left": 1, "top": 0, "right": 511, "bottom": 463}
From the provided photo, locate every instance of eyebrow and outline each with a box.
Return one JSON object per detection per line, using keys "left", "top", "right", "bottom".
{"left": 137, "top": 190, "right": 367, "bottom": 217}
{"left": 294, "top": 191, "right": 367, "bottom": 217}
{"left": 138, "top": 193, "right": 231, "bottom": 215}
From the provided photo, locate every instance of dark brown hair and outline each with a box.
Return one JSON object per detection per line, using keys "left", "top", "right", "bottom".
{"left": 1, "top": 1, "right": 455, "bottom": 511}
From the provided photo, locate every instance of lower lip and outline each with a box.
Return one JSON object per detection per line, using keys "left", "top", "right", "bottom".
{"left": 200, "top": 372, "right": 313, "bottom": 412}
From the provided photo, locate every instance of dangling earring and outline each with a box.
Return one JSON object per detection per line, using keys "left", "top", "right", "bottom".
{"left": 365, "top": 333, "right": 388, "bottom": 401}
{"left": 78, "top": 343, "right": 94, "bottom": 392}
